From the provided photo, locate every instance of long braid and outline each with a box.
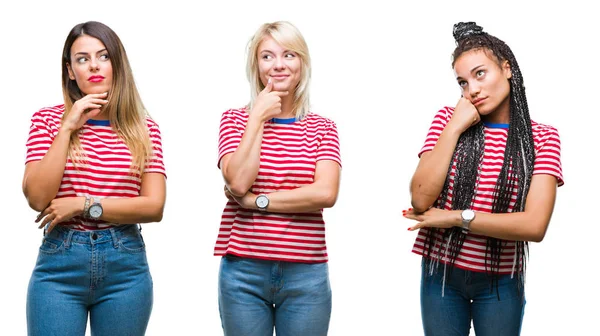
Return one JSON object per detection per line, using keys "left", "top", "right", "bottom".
{"left": 422, "top": 22, "right": 535, "bottom": 294}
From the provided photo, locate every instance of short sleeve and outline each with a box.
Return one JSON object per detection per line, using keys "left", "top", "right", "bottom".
{"left": 25, "top": 109, "right": 59, "bottom": 164}
{"left": 217, "top": 110, "right": 243, "bottom": 168}
{"left": 316, "top": 120, "right": 342, "bottom": 167}
{"left": 418, "top": 107, "right": 453, "bottom": 158}
{"left": 144, "top": 120, "right": 167, "bottom": 177}
{"left": 532, "top": 125, "right": 563, "bottom": 186}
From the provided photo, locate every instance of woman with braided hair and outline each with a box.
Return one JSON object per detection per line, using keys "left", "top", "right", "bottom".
{"left": 404, "top": 22, "right": 563, "bottom": 335}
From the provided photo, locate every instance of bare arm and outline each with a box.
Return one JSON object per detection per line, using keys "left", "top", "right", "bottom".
{"left": 409, "top": 127, "right": 462, "bottom": 213}
{"left": 406, "top": 174, "right": 558, "bottom": 242}
{"left": 227, "top": 160, "right": 341, "bottom": 213}
{"left": 99, "top": 173, "right": 166, "bottom": 224}
{"left": 220, "top": 79, "right": 288, "bottom": 196}
{"left": 38, "top": 173, "right": 167, "bottom": 232}
{"left": 23, "top": 129, "right": 72, "bottom": 211}
{"left": 410, "top": 99, "right": 481, "bottom": 213}
{"left": 220, "top": 116, "right": 265, "bottom": 196}
{"left": 23, "top": 94, "right": 108, "bottom": 211}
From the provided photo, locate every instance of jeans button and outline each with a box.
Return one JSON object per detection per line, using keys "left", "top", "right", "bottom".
{"left": 91, "top": 233, "right": 98, "bottom": 240}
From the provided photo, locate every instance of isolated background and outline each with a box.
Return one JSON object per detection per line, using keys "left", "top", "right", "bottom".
{"left": 1, "top": 0, "right": 597, "bottom": 334}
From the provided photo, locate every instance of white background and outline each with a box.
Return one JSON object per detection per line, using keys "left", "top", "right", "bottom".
{"left": 1, "top": 0, "right": 597, "bottom": 335}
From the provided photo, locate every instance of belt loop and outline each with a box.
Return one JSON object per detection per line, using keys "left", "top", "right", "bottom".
{"left": 109, "top": 227, "right": 119, "bottom": 248}
{"left": 64, "top": 230, "right": 75, "bottom": 249}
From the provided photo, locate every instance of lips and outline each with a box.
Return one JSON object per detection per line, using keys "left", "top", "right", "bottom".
{"left": 271, "top": 75, "right": 289, "bottom": 80}
{"left": 88, "top": 75, "right": 105, "bottom": 83}
{"left": 472, "top": 97, "right": 487, "bottom": 106}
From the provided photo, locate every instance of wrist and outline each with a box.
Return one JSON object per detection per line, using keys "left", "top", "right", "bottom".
{"left": 248, "top": 110, "right": 267, "bottom": 124}
{"left": 59, "top": 125, "right": 76, "bottom": 135}
{"left": 79, "top": 196, "right": 89, "bottom": 216}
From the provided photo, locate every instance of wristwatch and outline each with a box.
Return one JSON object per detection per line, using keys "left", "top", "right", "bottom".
{"left": 87, "top": 198, "right": 104, "bottom": 219}
{"left": 461, "top": 210, "right": 475, "bottom": 233}
{"left": 255, "top": 194, "right": 269, "bottom": 211}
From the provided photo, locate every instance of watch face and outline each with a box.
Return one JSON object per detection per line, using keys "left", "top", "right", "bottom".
{"left": 256, "top": 195, "right": 269, "bottom": 208}
{"left": 462, "top": 210, "right": 475, "bottom": 221}
{"left": 89, "top": 205, "right": 103, "bottom": 218}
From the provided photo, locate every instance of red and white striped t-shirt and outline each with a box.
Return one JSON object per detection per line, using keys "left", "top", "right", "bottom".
{"left": 412, "top": 106, "right": 563, "bottom": 274}
{"left": 25, "top": 104, "right": 166, "bottom": 231}
{"left": 214, "top": 108, "right": 341, "bottom": 263}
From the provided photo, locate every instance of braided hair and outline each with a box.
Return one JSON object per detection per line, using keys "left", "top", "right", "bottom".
{"left": 422, "top": 22, "right": 536, "bottom": 294}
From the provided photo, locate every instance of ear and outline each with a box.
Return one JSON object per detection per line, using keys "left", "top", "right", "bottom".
{"left": 502, "top": 60, "right": 512, "bottom": 79}
{"left": 66, "top": 63, "right": 75, "bottom": 80}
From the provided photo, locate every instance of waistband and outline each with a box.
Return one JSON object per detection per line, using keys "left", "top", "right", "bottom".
{"left": 44, "top": 224, "right": 141, "bottom": 248}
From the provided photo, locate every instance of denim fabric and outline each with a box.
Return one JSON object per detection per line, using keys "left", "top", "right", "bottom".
{"left": 27, "top": 225, "right": 153, "bottom": 336}
{"left": 420, "top": 261, "right": 525, "bottom": 336}
{"left": 218, "top": 254, "right": 332, "bottom": 336}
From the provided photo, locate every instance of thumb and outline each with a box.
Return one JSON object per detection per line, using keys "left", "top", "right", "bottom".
{"left": 262, "top": 76, "right": 273, "bottom": 93}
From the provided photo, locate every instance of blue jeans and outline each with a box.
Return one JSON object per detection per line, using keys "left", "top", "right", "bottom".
{"left": 26, "top": 225, "right": 153, "bottom": 336}
{"left": 420, "top": 261, "right": 525, "bottom": 336}
{"left": 218, "top": 254, "right": 332, "bottom": 336}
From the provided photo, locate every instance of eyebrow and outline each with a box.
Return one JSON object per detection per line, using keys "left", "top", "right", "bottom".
{"left": 73, "top": 48, "right": 108, "bottom": 56}
{"left": 456, "top": 64, "right": 485, "bottom": 80}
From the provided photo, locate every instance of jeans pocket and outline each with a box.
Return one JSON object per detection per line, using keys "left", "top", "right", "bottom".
{"left": 118, "top": 234, "right": 146, "bottom": 253}
{"left": 39, "top": 237, "right": 64, "bottom": 254}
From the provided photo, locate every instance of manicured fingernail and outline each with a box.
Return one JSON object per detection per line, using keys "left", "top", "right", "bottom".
{"left": 407, "top": 227, "right": 412, "bottom": 231}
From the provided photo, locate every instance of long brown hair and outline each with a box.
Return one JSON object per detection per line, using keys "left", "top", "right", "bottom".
{"left": 61, "top": 21, "right": 152, "bottom": 173}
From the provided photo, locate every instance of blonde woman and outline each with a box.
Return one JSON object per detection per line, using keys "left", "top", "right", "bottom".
{"left": 215, "top": 21, "right": 341, "bottom": 335}
{"left": 24, "top": 21, "right": 166, "bottom": 336}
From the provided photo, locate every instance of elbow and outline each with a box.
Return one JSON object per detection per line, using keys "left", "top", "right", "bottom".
{"left": 226, "top": 178, "right": 251, "bottom": 197}
{"left": 26, "top": 196, "right": 49, "bottom": 212}
{"left": 410, "top": 197, "right": 432, "bottom": 214}
{"left": 320, "top": 190, "right": 338, "bottom": 209}
{"left": 529, "top": 227, "right": 548, "bottom": 243}
{"left": 150, "top": 204, "right": 165, "bottom": 223}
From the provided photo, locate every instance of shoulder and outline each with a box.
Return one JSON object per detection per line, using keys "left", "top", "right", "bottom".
{"left": 32, "top": 104, "right": 65, "bottom": 121}
{"left": 530, "top": 119, "right": 560, "bottom": 140}
{"left": 437, "top": 106, "right": 455, "bottom": 120}
{"left": 304, "top": 112, "right": 337, "bottom": 128}
{"left": 222, "top": 107, "right": 249, "bottom": 120}
{"left": 144, "top": 115, "right": 160, "bottom": 131}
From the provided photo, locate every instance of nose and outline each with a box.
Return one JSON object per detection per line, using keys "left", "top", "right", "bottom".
{"left": 273, "top": 56, "right": 286, "bottom": 70}
{"left": 468, "top": 81, "right": 481, "bottom": 98}
{"left": 89, "top": 59, "right": 99, "bottom": 72}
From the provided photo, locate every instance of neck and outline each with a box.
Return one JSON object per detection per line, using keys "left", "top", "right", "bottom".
{"left": 483, "top": 96, "right": 510, "bottom": 124}
{"left": 276, "top": 93, "right": 296, "bottom": 119}
{"left": 91, "top": 110, "right": 110, "bottom": 120}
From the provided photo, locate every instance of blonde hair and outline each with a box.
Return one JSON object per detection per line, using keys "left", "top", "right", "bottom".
{"left": 246, "top": 21, "right": 311, "bottom": 119}
{"left": 61, "top": 21, "right": 152, "bottom": 174}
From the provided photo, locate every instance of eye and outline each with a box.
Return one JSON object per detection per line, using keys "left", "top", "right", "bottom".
{"left": 476, "top": 70, "right": 485, "bottom": 77}
{"left": 285, "top": 52, "right": 296, "bottom": 58}
{"left": 261, "top": 54, "right": 273, "bottom": 60}
{"left": 76, "top": 57, "right": 87, "bottom": 64}
{"left": 99, "top": 53, "right": 110, "bottom": 61}
{"left": 458, "top": 80, "right": 467, "bottom": 87}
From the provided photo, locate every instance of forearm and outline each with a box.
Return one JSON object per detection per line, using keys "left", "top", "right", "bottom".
{"left": 24, "top": 129, "right": 72, "bottom": 211}
{"left": 247, "top": 184, "right": 337, "bottom": 214}
{"left": 465, "top": 211, "right": 550, "bottom": 242}
{"left": 410, "top": 126, "right": 462, "bottom": 212}
{"left": 222, "top": 116, "right": 264, "bottom": 196}
{"left": 99, "top": 196, "right": 165, "bottom": 224}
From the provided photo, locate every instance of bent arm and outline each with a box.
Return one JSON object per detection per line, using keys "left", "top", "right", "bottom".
{"left": 98, "top": 173, "right": 167, "bottom": 224}
{"left": 466, "top": 174, "right": 558, "bottom": 242}
{"left": 23, "top": 128, "right": 73, "bottom": 211}
{"left": 410, "top": 125, "right": 462, "bottom": 213}
{"left": 220, "top": 115, "right": 264, "bottom": 196}
{"left": 241, "top": 160, "right": 341, "bottom": 213}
